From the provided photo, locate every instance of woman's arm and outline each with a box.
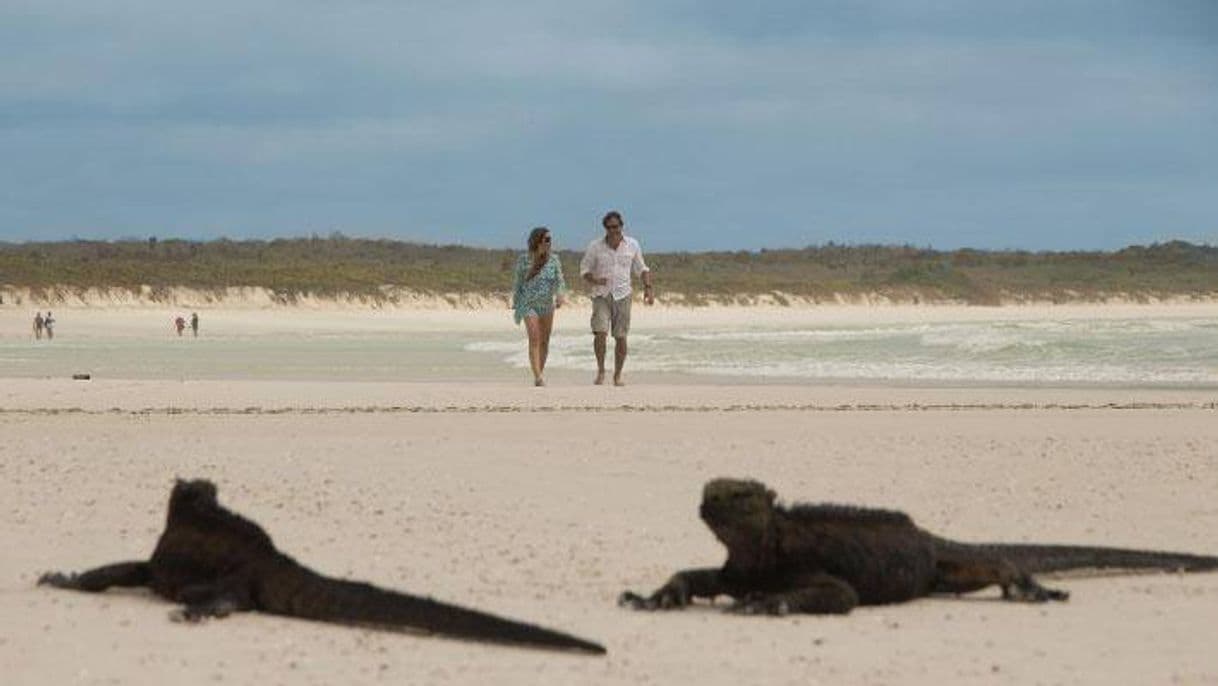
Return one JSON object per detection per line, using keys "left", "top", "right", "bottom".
{"left": 553, "top": 256, "right": 568, "bottom": 306}
{"left": 511, "top": 254, "right": 527, "bottom": 308}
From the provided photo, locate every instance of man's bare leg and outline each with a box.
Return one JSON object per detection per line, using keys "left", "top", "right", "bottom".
{"left": 613, "top": 336, "right": 628, "bottom": 386}
{"left": 593, "top": 332, "right": 607, "bottom": 384}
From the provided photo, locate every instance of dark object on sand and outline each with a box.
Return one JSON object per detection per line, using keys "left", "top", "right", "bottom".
{"left": 71, "top": 373, "right": 91, "bottom": 381}
{"left": 40, "top": 479, "right": 605, "bottom": 655}
{"left": 620, "top": 478, "right": 1218, "bottom": 615}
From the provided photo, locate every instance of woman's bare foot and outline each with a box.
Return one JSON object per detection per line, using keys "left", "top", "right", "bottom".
{"left": 594, "top": 371, "right": 606, "bottom": 385}
{"left": 613, "top": 377, "right": 625, "bottom": 387}
{"left": 534, "top": 377, "right": 545, "bottom": 387}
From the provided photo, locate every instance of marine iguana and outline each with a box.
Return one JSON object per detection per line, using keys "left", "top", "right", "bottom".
{"left": 39, "top": 479, "right": 605, "bottom": 655}
{"left": 620, "top": 478, "right": 1218, "bottom": 615}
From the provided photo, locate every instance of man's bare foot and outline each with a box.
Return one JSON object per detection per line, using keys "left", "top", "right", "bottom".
{"left": 613, "top": 377, "right": 625, "bottom": 387}
{"left": 594, "top": 371, "right": 606, "bottom": 385}
{"left": 534, "top": 377, "right": 545, "bottom": 387}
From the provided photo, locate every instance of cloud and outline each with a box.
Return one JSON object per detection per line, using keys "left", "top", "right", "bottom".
{"left": 1, "top": 1, "right": 1216, "bottom": 249}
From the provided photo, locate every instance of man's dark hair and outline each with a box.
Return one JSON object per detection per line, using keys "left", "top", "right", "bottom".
{"left": 602, "top": 211, "right": 623, "bottom": 228}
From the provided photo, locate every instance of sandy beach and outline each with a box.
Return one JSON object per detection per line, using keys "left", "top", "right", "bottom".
{"left": 2, "top": 303, "right": 1217, "bottom": 685}
{"left": 5, "top": 295, "right": 1218, "bottom": 339}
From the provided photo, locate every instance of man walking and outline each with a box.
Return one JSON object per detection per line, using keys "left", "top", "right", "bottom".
{"left": 579, "top": 210, "right": 654, "bottom": 386}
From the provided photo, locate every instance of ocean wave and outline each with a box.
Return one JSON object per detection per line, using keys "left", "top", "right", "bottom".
{"left": 683, "top": 361, "right": 1218, "bottom": 384}
{"left": 918, "top": 327, "right": 1051, "bottom": 354}
{"left": 463, "top": 341, "right": 519, "bottom": 353}
{"left": 464, "top": 333, "right": 657, "bottom": 354}
{"left": 518, "top": 348, "right": 1218, "bottom": 384}
{"left": 461, "top": 316, "right": 1218, "bottom": 385}
{"left": 672, "top": 326, "right": 928, "bottom": 343}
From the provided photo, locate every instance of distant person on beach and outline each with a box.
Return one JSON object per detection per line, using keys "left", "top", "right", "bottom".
{"left": 512, "top": 226, "right": 568, "bottom": 387}
{"left": 174, "top": 316, "right": 186, "bottom": 336}
{"left": 33, "top": 312, "right": 44, "bottom": 340}
{"left": 43, "top": 312, "right": 55, "bottom": 340}
{"left": 579, "top": 210, "right": 654, "bottom": 386}
{"left": 190, "top": 312, "right": 199, "bottom": 337}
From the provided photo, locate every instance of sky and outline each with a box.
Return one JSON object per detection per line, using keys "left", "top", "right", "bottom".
{"left": 2, "top": 1, "right": 1216, "bottom": 252}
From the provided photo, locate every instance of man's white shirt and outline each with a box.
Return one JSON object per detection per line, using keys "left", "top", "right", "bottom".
{"left": 580, "top": 235, "right": 649, "bottom": 301}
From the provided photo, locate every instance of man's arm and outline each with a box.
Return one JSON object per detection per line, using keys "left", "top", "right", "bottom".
{"left": 554, "top": 259, "right": 568, "bottom": 307}
{"left": 580, "top": 245, "right": 607, "bottom": 286}
{"left": 633, "top": 242, "right": 654, "bottom": 305}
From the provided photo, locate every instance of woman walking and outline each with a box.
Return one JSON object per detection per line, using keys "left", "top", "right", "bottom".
{"left": 512, "top": 227, "right": 567, "bottom": 386}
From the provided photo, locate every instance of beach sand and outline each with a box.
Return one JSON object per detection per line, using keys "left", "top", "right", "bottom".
{"left": 2, "top": 304, "right": 1217, "bottom": 685}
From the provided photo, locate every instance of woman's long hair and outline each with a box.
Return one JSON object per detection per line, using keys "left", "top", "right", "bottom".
{"left": 526, "top": 227, "right": 550, "bottom": 280}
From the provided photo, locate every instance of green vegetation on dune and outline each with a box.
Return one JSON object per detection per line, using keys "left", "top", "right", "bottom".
{"left": 1, "top": 236, "right": 1215, "bottom": 305}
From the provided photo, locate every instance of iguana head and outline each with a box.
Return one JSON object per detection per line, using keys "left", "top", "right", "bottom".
{"left": 170, "top": 478, "right": 218, "bottom": 510}
{"left": 699, "top": 478, "right": 778, "bottom": 547}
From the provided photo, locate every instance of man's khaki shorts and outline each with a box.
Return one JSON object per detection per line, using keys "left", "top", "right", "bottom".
{"left": 590, "top": 295, "right": 632, "bottom": 338}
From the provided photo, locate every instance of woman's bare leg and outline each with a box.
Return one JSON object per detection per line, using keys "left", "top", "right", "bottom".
{"left": 524, "top": 315, "right": 544, "bottom": 385}
{"left": 537, "top": 310, "right": 555, "bottom": 376}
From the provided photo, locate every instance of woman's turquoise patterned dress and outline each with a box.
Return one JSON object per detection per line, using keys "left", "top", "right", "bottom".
{"left": 512, "top": 253, "right": 568, "bottom": 324}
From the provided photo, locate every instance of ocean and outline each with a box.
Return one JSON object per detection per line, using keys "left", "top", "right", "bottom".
{"left": 4, "top": 313, "right": 1217, "bottom": 388}
{"left": 469, "top": 316, "right": 1218, "bottom": 387}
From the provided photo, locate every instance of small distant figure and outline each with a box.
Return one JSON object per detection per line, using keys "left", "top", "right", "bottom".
{"left": 33, "top": 312, "right": 44, "bottom": 340}
{"left": 44, "top": 311, "right": 55, "bottom": 340}
{"left": 174, "top": 316, "right": 186, "bottom": 336}
{"left": 190, "top": 312, "right": 199, "bottom": 337}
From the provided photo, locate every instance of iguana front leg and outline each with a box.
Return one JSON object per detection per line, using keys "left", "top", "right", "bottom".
{"left": 726, "top": 573, "right": 859, "bottom": 616}
{"left": 618, "top": 567, "right": 730, "bottom": 610}
{"left": 169, "top": 577, "right": 254, "bottom": 622}
{"left": 38, "top": 561, "right": 151, "bottom": 592}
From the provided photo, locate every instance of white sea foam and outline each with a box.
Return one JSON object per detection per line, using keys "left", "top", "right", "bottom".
{"left": 466, "top": 315, "right": 1218, "bottom": 386}
{"left": 673, "top": 326, "right": 925, "bottom": 343}
{"left": 464, "top": 341, "right": 520, "bottom": 353}
{"left": 684, "top": 361, "right": 1217, "bottom": 384}
{"left": 918, "top": 327, "right": 1046, "bottom": 354}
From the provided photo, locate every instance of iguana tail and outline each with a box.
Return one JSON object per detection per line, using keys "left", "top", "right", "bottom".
{"left": 968, "top": 543, "right": 1218, "bottom": 575}
{"left": 264, "top": 567, "right": 606, "bottom": 655}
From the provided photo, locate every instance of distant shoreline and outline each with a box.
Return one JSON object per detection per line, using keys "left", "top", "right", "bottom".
{"left": 2, "top": 286, "right": 1215, "bottom": 346}
{"left": 4, "top": 238, "right": 1217, "bottom": 307}
{"left": 3, "top": 284, "right": 1216, "bottom": 312}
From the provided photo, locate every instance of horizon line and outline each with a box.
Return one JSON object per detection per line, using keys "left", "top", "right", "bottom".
{"left": 1, "top": 235, "right": 1213, "bottom": 256}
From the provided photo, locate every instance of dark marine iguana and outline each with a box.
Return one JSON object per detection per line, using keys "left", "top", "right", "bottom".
{"left": 39, "top": 479, "right": 605, "bottom": 655}
{"left": 620, "top": 478, "right": 1218, "bottom": 615}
